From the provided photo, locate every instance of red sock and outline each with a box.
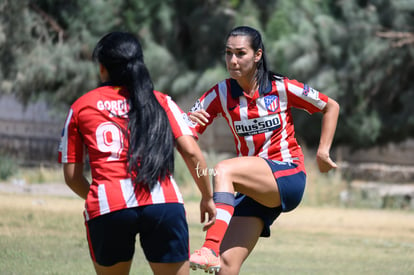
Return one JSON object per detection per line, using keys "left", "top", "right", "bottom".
{"left": 203, "top": 202, "right": 234, "bottom": 255}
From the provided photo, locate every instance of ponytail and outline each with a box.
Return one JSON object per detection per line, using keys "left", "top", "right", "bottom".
{"left": 127, "top": 59, "right": 175, "bottom": 189}
{"left": 93, "top": 32, "right": 174, "bottom": 190}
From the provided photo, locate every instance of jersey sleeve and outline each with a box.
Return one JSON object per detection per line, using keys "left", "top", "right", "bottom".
{"left": 154, "top": 91, "right": 198, "bottom": 140}
{"left": 189, "top": 85, "right": 223, "bottom": 134}
{"left": 284, "top": 78, "right": 328, "bottom": 114}
{"left": 58, "top": 107, "right": 86, "bottom": 163}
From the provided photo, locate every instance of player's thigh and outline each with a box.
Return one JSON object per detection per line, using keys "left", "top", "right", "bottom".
{"left": 214, "top": 157, "right": 280, "bottom": 207}
{"left": 93, "top": 260, "right": 132, "bottom": 275}
{"left": 139, "top": 203, "right": 189, "bottom": 264}
{"left": 86, "top": 208, "right": 139, "bottom": 267}
{"left": 149, "top": 261, "right": 189, "bottom": 275}
{"left": 219, "top": 216, "right": 264, "bottom": 275}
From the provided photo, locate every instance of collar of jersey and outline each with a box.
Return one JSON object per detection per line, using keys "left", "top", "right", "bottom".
{"left": 229, "top": 78, "right": 272, "bottom": 99}
{"left": 99, "top": 81, "right": 115, "bottom": 87}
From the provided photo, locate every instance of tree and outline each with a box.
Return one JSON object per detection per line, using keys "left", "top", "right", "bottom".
{"left": 0, "top": 0, "right": 413, "bottom": 148}
{"left": 264, "top": 0, "right": 414, "bottom": 148}
{"left": 0, "top": 0, "right": 122, "bottom": 106}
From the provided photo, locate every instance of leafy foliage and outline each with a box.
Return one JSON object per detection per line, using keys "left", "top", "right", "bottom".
{"left": 265, "top": 0, "right": 414, "bottom": 147}
{"left": 0, "top": 0, "right": 413, "bottom": 148}
{"left": 0, "top": 156, "right": 17, "bottom": 180}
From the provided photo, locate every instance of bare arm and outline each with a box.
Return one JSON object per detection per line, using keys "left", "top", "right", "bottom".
{"left": 317, "top": 97, "right": 340, "bottom": 173}
{"left": 176, "top": 135, "right": 216, "bottom": 231}
{"left": 63, "top": 163, "right": 90, "bottom": 200}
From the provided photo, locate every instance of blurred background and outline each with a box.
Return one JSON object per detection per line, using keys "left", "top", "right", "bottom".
{"left": 0, "top": 0, "right": 413, "bottom": 209}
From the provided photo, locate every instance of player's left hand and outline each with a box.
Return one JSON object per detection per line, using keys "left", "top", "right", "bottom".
{"left": 316, "top": 150, "right": 338, "bottom": 173}
{"left": 200, "top": 197, "right": 216, "bottom": 231}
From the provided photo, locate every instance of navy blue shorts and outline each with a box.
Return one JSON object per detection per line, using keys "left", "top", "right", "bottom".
{"left": 85, "top": 203, "right": 189, "bottom": 266}
{"left": 233, "top": 159, "right": 306, "bottom": 237}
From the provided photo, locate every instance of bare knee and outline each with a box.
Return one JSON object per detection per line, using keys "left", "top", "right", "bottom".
{"left": 214, "top": 160, "right": 234, "bottom": 176}
{"left": 213, "top": 160, "right": 235, "bottom": 193}
{"left": 218, "top": 253, "right": 242, "bottom": 275}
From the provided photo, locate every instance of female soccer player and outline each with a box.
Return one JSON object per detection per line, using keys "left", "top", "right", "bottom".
{"left": 188, "top": 26, "right": 340, "bottom": 274}
{"left": 58, "top": 31, "right": 216, "bottom": 275}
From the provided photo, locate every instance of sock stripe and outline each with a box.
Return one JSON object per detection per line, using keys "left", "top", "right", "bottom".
{"left": 202, "top": 192, "right": 235, "bottom": 255}
{"left": 216, "top": 208, "right": 232, "bottom": 225}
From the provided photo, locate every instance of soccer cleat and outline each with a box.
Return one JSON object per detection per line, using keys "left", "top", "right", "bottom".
{"left": 190, "top": 247, "right": 220, "bottom": 273}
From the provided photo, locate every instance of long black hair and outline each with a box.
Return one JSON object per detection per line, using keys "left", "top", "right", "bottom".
{"left": 226, "top": 26, "right": 282, "bottom": 91}
{"left": 92, "top": 32, "right": 174, "bottom": 190}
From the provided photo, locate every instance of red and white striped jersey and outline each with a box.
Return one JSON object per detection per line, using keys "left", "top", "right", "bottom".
{"left": 191, "top": 77, "right": 328, "bottom": 171}
{"left": 58, "top": 85, "right": 196, "bottom": 221}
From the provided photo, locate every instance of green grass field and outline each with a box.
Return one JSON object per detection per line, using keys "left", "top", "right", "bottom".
{"left": 0, "top": 191, "right": 413, "bottom": 275}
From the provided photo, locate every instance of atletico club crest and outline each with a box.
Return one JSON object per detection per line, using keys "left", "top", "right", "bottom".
{"left": 264, "top": 95, "right": 279, "bottom": 112}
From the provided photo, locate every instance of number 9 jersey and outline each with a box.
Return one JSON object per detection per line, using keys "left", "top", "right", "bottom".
{"left": 58, "top": 84, "right": 197, "bottom": 221}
